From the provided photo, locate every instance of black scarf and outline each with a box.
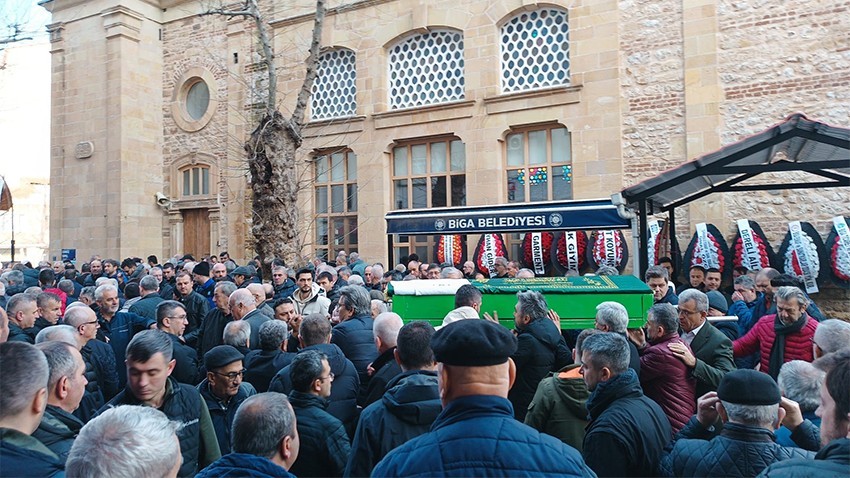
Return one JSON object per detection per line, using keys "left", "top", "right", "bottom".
{"left": 768, "top": 313, "right": 807, "bottom": 379}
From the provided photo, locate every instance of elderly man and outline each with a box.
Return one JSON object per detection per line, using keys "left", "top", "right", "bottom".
{"left": 492, "top": 256, "right": 510, "bottom": 278}
{"left": 67, "top": 406, "right": 182, "bottom": 478}
{"left": 100, "top": 330, "right": 221, "bottom": 476}
{"left": 360, "top": 312, "right": 404, "bottom": 407}
{"left": 196, "top": 281, "right": 237, "bottom": 358}
{"left": 525, "top": 329, "right": 602, "bottom": 452}
{"left": 671, "top": 289, "right": 737, "bottom": 397}
{"left": 32, "top": 341, "right": 88, "bottom": 462}
{"left": 646, "top": 265, "right": 678, "bottom": 305}
{"left": 271, "top": 266, "right": 296, "bottom": 301}
{"left": 229, "top": 288, "right": 268, "bottom": 350}
{"left": 331, "top": 285, "right": 379, "bottom": 392}
{"left": 0, "top": 342, "right": 65, "bottom": 476}
{"left": 595, "top": 301, "right": 640, "bottom": 373}
{"left": 156, "top": 300, "right": 198, "bottom": 384}
{"left": 6, "top": 293, "right": 39, "bottom": 343}
{"left": 244, "top": 320, "right": 294, "bottom": 392}
{"left": 659, "top": 370, "right": 813, "bottom": 477}
{"left": 223, "top": 320, "right": 252, "bottom": 355}
{"left": 775, "top": 360, "right": 824, "bottom": 447}
{"left": 634, "top": 303, "right": 696, "bottom": 434}
{"left": 288, "top": 350, "right": 351, "bottom": 477}
{"left": 508, "top": 290, "right": 572, "bottom": 421}
{"left": 812, "top": 318, "right": 850, "bottom": 360}
{"left": 94, "top": 284, "right": 154, "bottom": 388}
{"left": 581, "top": 333, "right": 670, "bottom": 477}
{"left": 462, "top": 260, "right": 476, "bottom": 279}
{"left": 346, "top": 321, "right": 442, "bottom": 477}
{"left": 373, "top": 319, "right": 594, "bottom": 477}
{"left": 247, "top": 283, "right": 274, "bottom": 320}
{"left": 197, "top": 393, "right": 299, "bottom": 478}
{"left": 128, "top": 275, "right": 165, "bottom": 322}
{"left": 733, "top": 286, "right": 819, "bottom": 379}
{"left": 198, "top": 345, "right": 256, "bottom": 455}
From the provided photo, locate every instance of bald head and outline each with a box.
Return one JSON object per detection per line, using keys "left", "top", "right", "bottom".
{"left": 229, "top": 289, "right": 257, "bottom": 320}
{"left": 373, "top": 312, "right": 404, "bottom": 353}
{"left": 247, "top": 283, "right": 266, "bottom": 306}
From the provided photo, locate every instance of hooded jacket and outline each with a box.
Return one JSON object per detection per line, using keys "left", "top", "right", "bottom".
{"left": 524, "top": 364, "right": 589, "bottom": 452}
{"left": 291, "top": 283, "right": 330, "bottom": 317}
{"left": 508, "top": 317, "right": 572, "bottom": 421}
{"left": 345, "top": 370, "right": 442, "bottom": 477}
{"left": 288, "top": 390, "right": 351, "bottom": 478}
{"left": 0, "top": 427, "right": 65, "bottom": 477}
{"left": 639, "top": 332, "right": 697, "bottom": 434}
{"left": 32, "top": 405, "right": 84, "bottom": 462}
{"left": 583, "top": 368, "right": 671, "bottom": 477}
{"left": 197, "top": 453, "right": 297, "bottom": 478}
{"left": 268, "top": 343, "right": 360, "bottom": 433}
{"left": 659, "top": 418, "right": 814, "bottom": 477}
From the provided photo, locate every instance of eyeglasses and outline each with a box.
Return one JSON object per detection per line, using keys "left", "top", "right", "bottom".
{"left": 319, "top": 372, "right": 334, "bottom": 382}
{"left": 212, "top": 369, "right": 246, "bottom": 381}
{"left": 167, "top": 314, "right": 188, "bottom": 321}
{"left": 81, "top": 320, "right": 99, "bottom": 326}
{"left": 677, "top": 308, "right": 700, "bottom": 317}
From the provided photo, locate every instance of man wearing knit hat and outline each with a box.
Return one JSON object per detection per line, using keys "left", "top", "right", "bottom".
{"left": 372, "top": 319, "right": 595, "bottom": 477}
{"left": 659, "top": 369, "right": 813, "bottom": 477}
{"left": 193, "top": 261, "right": 216, "bottom": 309}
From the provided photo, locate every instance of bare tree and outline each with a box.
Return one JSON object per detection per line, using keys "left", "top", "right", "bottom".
{"left": 204, "top": 0, "right": 326, "bottom": 272}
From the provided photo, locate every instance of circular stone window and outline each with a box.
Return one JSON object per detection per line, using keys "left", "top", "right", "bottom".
{"left": 172, "top": 67, "right": 218, "bottom": 132}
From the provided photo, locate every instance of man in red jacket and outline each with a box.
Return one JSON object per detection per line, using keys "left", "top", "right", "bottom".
{"left": 733, "top": 286, "right": 818, "bottom": 379}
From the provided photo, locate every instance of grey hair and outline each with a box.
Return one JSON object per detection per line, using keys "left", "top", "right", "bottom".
{"left": 515, "top": 268, "right": 535, "bottom": 278}
{"left": 574, "top": 329, "right": 603, "bottom": 366}
{"left": 35, "top": 325, "right": 79, "bottom": 348}
{"left": 595, "top": 265, "right": 620, "bottom": 276}
{"left": 814, "top": 319, "right": 850, "bottom": 355}
{"left": 232, "top": 392, "right": 297, "bottom": 459}
{"left": 57, "top": 279, "right": 75, "bottom": 295}
{"left": 94, "top": 284, "right": 118, "bottom": 302}
{"left": 139, "top": 275, "right": 159, "bottom": 292}
{"left": 66, "top": 405, "right": 180, "bottom": 478}
{"left": 494, "top": 256, "right": 508, "bottom": 267}
{"left": 648, "top": 303, "right": 679, "bottom": 333}
{"left": 126, "top": 330, "right": 173, "bottom": 363}
{"left": 95, "top": 277, "right": 118, "bottom": 289}
{"left": 258, "top": 320, "right": 288, "bottom": 351}
{"left": 347, "top": 274, "right": 365, "bottom": 286}
{"left": 595, "top": 301, "right": 629, "bottom": 333}
{"left": 734, "top": 275, "right": 756, "bottom": 290}
{"left": 229, "top": 288, "right": 256, "bottom": 308}
{"left": 440, "top": 267, "right": 463, "bottom": 279}
{"left": 778, "top": 360, "right": 825, "bottom": 412}
{"left": 371, "top": 299, "right": 388, "bottom": 316}
{"left": 80, "top": 286, "right": 96, "bottom": 301}
{"left": 720, "top": 401, "right": 778, "bottom": 428}
{"left": 349, "top": 252, "right": 360, "bottom": 263}
{"left": 224, "top": 320, "right": 251, "bottom": 347}
{"left": 774, "top": 286, "right": 810, "bottom": 309}
{"left": 35, "top": 341, "right": 80, "bottom": 392}
{"left": 0, "top": 342, "right": 49, "bottom": 419}
{"left": 338, "top": 285, "right": 371, "bottom": 315}
{"left": 516, "top": 290, "right": 548, "bottom": 323}
{"left": 1, "top": 269, "right": 24, "bottom": 284}
{"left": 645, "top": 265, "right": 669, "bottom": 281}
{"left": 6, "top": 294, "right": 36, "bottom": 318}
{"left": 371, "top": 264, "right": 385, "bottom": 277}
{"left": 215, "top": 280, "right": 237, "bottom": 297}
{"left": 581, "top": 332, "right": 630, "bottom": 374}
{"left": 373, "top": 312, "right": 403, "bottom": 347}
{"left": 679, "top": 289, "right": 709, "bottom": 313}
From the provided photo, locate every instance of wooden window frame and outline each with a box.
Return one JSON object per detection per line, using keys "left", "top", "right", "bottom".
{"left": 314, "top": 148, "right": 358, "bottom": 261}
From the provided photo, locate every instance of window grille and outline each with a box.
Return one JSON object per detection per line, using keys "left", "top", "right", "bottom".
{"left": 388, "top": 30, "right": 465, "bottom": 109}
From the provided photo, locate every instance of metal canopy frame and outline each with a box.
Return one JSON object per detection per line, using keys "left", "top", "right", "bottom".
{"left": 618, "top": 113, "right": 850, "bottom": 278}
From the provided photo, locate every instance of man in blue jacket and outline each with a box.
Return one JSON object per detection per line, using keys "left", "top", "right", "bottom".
{"left": 331, "top": 285, "right": 378, "bottom": 394}
{"left": 372, "top": 318, "right": 596, "bottom": 477}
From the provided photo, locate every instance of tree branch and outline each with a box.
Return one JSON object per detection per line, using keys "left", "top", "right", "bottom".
{"left": 290, "top": 0, "right": 326, "bottom": 132}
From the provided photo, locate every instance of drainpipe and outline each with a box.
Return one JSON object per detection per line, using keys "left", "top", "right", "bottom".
{"left": 611, "top": 193, "right": 640, "bottom": 278}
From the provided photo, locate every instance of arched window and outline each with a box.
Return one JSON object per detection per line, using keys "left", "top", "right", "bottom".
{"left": 180, "top": 165, "right": 211, "bottom": 197}
{"left": 311, "top": 49, "right": 357, "bottom": 120}
{"left": 500, "top": 8, "right": 570, "bottom": 93}
{"left": 388, "top": 30, "right": 465, "bottom": 109}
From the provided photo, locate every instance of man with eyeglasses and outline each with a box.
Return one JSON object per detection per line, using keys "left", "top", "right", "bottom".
{"left": 288, "top": 350, "right": 350, "bottom": 477}
{"left": 63, "top": 305, "right": 119, "bottom": 421}
{"left": 157, "top": 300, "right": 198, "bottom": 385}
{"left": 669, "top": 289, "right": 736, "bottom": 398}
{"left": 198, "top": 345, "right": 257, "bottom": 455}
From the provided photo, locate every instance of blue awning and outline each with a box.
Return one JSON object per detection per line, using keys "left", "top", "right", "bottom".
{"left": 385, "top": 199, "right": 630, "bottom": 235}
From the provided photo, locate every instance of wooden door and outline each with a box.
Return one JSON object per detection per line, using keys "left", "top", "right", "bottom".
{"left": 182, "top": 208, "right": 210, "bottom": 258}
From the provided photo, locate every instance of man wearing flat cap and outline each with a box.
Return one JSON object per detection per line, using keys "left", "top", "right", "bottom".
{"left": 659, "top": 369, "right": 814, "bottom": 477}
{"left": 198, "top": 345, "right": 256, "bottom": 455}
{"left": 372, "top": 319, "right": 595, "bottom": 477}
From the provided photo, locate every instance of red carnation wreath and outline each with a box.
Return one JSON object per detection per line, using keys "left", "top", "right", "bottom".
{"left": 434, "top": 234, "right": 465, "bottom": 268}
{"left": 472, "top": 233, "right": 509, "bottom": 277}
{"left": 730, "top": 220, "right": 776, "bottom": 272}
{"left": 825, "top": 216, "right": 850, "bottom": 288}
{"left": 521, "top": 232, "right": 554, "bottom": 276}
{"left": 552, "top": 231, "right": 588, "bottom": 275}
{"left": 683, "top": 223, "right": 730, "bottom": 276}
{"left": 586, "top": 230, "right": 629, "bottom": 272}
{"left": 778, "top": 221, "right": 828, "bottom": 293}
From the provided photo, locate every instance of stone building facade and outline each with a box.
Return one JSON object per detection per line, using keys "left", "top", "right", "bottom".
{"left": 44, "top": 0, "right": 848, "bottom": 311}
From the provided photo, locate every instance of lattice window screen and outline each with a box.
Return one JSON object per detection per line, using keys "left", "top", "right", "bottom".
{"left": 311, "top": 49, "right": 357, "bottom": 120}
{"left": 500, "top": 8, "right": 570, "bottom": 93}
{"left": 388, "top": 30, "right": 465, "bottom": 109}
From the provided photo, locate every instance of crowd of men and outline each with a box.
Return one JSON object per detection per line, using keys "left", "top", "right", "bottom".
{"left": 0, "top": 250, "right": 848, "bottom": 477}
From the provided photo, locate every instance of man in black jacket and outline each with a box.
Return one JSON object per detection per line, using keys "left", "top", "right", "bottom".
{"left": 32, "top": 341, "right": 87, "bottom": 462}
{"left": 595, "top": 301, "right": 641, "bottom": 374}
{"left": 198, "top": 345, "right": 256, "bottom": 455}
{"left": 331, "top": 285, "right": 378, "bottom": 394}
{"left": 508, "top": 290, "right": 572, "bottom": 421}
{"left": 156, "top": 300, "right": 198, "bottom": 385}
{"left": 581, "top": 332, "right": 670, "bottom": 477}
{"left": 129, "top": 275, "right": 165, "bottom": 322}
{"left": 288, "top": 350, "right": 350, "bottom": 477}
{"left": 196, "top": 281, "right": 237, "bottom": 358}
{"left": 244, "top": 320, "right": 295, "bottom": 392}
{"left": 359, "top": 312, "right": 403, "bottom": 407}
{"left": 346, "top": 321, "right": 441, "bottom": 477}
{"left": 175, "top": 271, "right": 209, "bottom": 344}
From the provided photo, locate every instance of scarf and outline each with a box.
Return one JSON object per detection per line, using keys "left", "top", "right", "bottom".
{"left": 767, "top": 313, "right": 807, "bottom": 379}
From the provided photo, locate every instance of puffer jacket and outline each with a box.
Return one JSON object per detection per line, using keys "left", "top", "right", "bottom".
{"left": 583, "top": 368, "right": 671, "bottom": 477}
{"left": 756, "top": 437, "right": 850, "bottom": 477}
{"left": 509, "top": 317, "right": 572, "bottom": 421}
{"left": 198, "top": 379, "right": 256, "bottom": 455}
{"left": 243, "top": 349, "right": 295, "bottom": 392}
{"left": 269, "top": 343, "right": 360, "bottom": 433}
{"left": 331, "top": 313, "right": 378, "bottom": 388}
{"left": 32, "top": 405, "right": 84, "bottom": 462}
{"left": 639, "top": 332, "right": 696, "bottom": 434}
{"left": 197, "top": 453, "right": 297, "bottom": 478}
{"left": 0, "top": 427, "right": 65, "bottom": 477}
{"left": 289, "top": 390, "right": 351, "bottom": 477}
{"left": 359, "top": 347, "right": 402, "bottom": 408}
{"left": 345, "top": 370, "right": 442, "bottom": 477}
{"left": 733, "top": 314, "right": 818, "bottom": 373}
{"left": 372, "top": 395, "right": 596, "bottom": 478}
{"left": 659, "top": 418, "right": 814, "bottom": 477}
{"left": 524, "top": 364, "right": 589, "bottom": 452}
